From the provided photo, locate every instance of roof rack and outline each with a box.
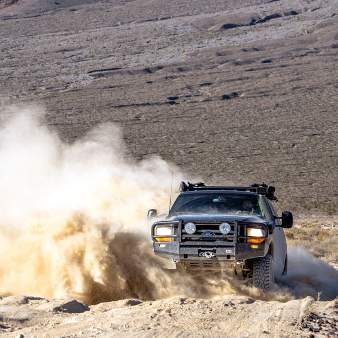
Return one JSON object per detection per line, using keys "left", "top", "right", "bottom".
{"left": 179, "top": 181, "right": 278, "bottom": 201}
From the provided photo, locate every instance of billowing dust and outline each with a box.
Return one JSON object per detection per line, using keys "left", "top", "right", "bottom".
{"left": 0, "top": 105, "right": 231, "bottom": 304}
{"left": 0, "top": 105, "right": 336, "bottom": 304}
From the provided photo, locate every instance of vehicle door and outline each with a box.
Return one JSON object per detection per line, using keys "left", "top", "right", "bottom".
{"left": 265, "top": 198, "right": 287, "bottom": 279}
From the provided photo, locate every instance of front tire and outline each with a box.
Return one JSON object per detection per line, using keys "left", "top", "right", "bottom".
{"left": 252, "top": 254, "right": 274, "bottom": 291}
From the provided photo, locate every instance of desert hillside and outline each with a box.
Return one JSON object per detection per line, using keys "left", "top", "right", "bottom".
{"left": 0, "top": 0, "right": 337, "bottom": 211}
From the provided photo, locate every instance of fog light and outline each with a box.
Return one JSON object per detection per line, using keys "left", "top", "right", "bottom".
{"left": 184, "top": 222, "right": 196, "bottom": 234}
{"left": 219, "top": 222, "right": 231, "bottom": 235}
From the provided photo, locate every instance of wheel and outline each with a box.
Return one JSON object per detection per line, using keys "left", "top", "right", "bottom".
{"left": 252, "top": 254, "right": 274, "bottom": 291}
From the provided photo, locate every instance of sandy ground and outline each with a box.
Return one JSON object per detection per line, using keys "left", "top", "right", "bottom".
{"left": 0, "top": 294, "right": 337, "bottom": 338}
{"left": 0, "top": 217, "right": 337, "bottom": 337}
{"left": 0, "top": 295, "right": 338, "bottom": 337}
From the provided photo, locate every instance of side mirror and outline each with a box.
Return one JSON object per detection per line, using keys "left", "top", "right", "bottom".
{"left": 147, "top": 209, "right": 158, "bottom": 221}
{"left": 281, "top": 211, "right": 293, "bottom": 228}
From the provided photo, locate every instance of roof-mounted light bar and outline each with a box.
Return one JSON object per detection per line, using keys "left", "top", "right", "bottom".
{"left": 179, "top": 181, "right": 278, "bottom": 201}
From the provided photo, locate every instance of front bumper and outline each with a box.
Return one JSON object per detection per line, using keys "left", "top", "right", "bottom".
{"left": 152, "top": 219, "right": 270, "bottom": 264}
{"left": 153, "top": 241, "right": 268, "bottom": 262}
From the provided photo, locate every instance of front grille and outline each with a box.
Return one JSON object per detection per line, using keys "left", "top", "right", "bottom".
{"left": 181, "top": 222, "right": 236, "bottom": 243}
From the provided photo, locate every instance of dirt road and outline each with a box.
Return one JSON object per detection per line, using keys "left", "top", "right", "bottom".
{"left": 0, "top": 294, "right": 337, "bottom": 337}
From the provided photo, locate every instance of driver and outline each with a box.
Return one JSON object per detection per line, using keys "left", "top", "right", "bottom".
{"left": 242, "top": 200, "right": 256, "bottom": 214}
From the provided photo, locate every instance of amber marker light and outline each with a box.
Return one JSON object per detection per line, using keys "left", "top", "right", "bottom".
{"left": 247, "top": 237, "right": 265, "bottom": 244}
{"left": 250, "top": 244, "right": 259, "bottom": 249}
{"left": 246, "top": 225, "right": 266, "bottom": 245}
{"left": 153, "top": 224, "right": 176, "bottom": 242}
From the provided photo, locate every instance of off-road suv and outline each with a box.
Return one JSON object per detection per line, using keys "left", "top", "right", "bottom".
{"left": 148, "top": 182, "right": 293, "bottom": 291}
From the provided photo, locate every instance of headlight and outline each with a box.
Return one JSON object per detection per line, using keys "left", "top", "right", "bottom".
{"left": 247, "top": 227, "right": 265, "bottom": 237}
{"left": 219, "top": 222, "right": 231, "bottom": 235}
{"left": 154, "top": 226, "right": 174, "bottom": 236}
{"left": 184, "top": 222, "right": 196, "bottom": 234}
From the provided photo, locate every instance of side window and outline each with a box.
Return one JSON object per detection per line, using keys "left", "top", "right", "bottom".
{"left": 267, "top": 200, "right": 278, "bottom": 217}
{"left": 266, "top": 200, "right": 282, "bottom": 226}
{"left": 258, "top": 196, "right": 273, "bottom": 221}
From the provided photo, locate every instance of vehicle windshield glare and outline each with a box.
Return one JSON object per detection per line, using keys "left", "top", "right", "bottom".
{"left": 170, "top": 193, "right": 263, "bottom": 217}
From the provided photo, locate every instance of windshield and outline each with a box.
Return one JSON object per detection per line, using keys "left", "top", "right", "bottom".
{"left": 170, "top": 192, "right": 263, "bottom": 217}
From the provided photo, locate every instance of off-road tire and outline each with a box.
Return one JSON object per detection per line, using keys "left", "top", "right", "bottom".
{"left": 252, "top": 254, "right": 274, "bottom": 291}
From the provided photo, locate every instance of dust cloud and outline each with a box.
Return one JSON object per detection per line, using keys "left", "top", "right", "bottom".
{"left": 0, "top": 104, "right": 190, "bottom": 303}
{"left": 0, "top": 105, "right": 239, "bottom": 304}
{"left": 0, "top": 105, "right": 336, "bottom": 304}
{"left": 282, "top": 247, "right": 338, "bottom": 301}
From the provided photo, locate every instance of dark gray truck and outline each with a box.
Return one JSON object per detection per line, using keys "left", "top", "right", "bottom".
{"left": 148, "top": 182, "right": 293, "bottom": 291}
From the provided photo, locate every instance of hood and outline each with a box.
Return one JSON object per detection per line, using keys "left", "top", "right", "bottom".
{"left": 167, "top": 213, "right": 267, "bottom": 224}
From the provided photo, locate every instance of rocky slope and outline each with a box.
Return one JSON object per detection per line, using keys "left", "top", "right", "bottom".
{"left": 0, "top": 0, "right": 337, "bottom": 212}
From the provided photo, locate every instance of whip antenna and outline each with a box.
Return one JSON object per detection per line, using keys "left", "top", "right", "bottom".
{"left": 168, "top": 171, "right": 174, "bottom": 213}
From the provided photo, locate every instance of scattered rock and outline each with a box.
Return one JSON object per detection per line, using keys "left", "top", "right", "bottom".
{"left": 222, "top": 23, "right": 240, "bottom": 30}
{"left": 222, "top": 92, "right": 239, "bottom": 100}
{"left": 220, "top": 11, "right": 298, "bottom": 31}
{"left": 37, "top": 299, "right": 89, "bottom": 314}
{"left": 143, "top": 66, "right": 163, "bottom": 74}
{"left": 284, "top": 10, "right": 299, "bottom": 16}
{"left": 242, "top": 47, "right": 260, "bottom": 52}
{"left": 251, "top": 13, "right": 281, "bottom": 25}
{"left": 223, "top": 301, "right": 235, "bottom": 307}
{"left": 199, "top": 82, "right": 212, "bottom": 87}
{"left": 124, "top": 299, "right": 143, "bottom": 306}
{"left": 176, "top": 66, "right": 191, "bottom": 72}
{"left": 54, "top": 300, "right": 89, "bottom": 313}
{"left": 167, "top": 96, "right": 178, "bottom": 101}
